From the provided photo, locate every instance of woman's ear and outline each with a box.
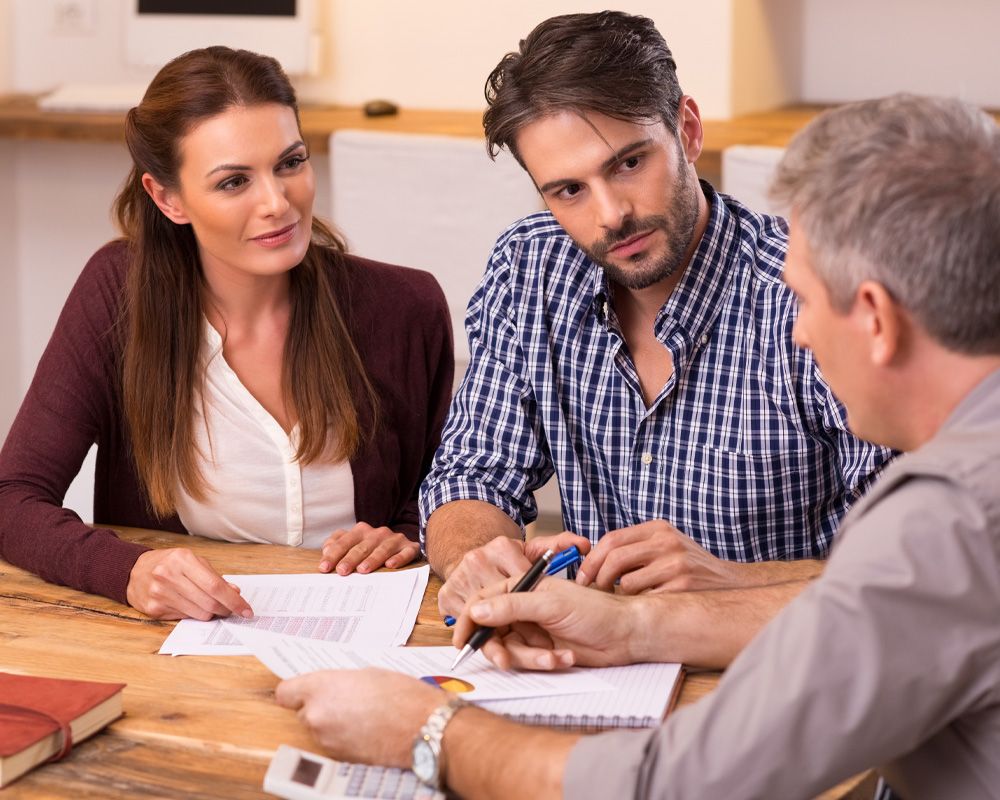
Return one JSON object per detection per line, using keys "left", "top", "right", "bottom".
{"left": 141, "top": 173, "right": 190, "bottom": 225}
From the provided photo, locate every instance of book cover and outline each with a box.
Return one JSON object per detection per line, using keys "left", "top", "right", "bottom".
{"left": 0, "top": 672, "right": 125, "bottom": 787}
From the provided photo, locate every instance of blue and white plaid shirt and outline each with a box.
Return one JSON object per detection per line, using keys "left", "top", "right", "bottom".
{"left": 420, "top": 184, "right": 893, "bottom": 561}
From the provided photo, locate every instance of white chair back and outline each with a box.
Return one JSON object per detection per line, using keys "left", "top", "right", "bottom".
{"left": 329, "top": 130, "right": 543, "bottom": 368}
{"left": 721, "top": 145, "right": 788, "bottom": 217}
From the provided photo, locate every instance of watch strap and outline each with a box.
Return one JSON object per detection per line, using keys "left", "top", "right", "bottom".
{"left": 414, "top": 695, "right": 468, "bottom": 790}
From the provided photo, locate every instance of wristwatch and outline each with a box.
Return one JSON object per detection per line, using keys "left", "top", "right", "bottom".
{"left": 411, "top": 695, "right": 468, "bottom": 790}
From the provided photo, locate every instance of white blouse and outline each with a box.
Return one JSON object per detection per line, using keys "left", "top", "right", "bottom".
{"left": 174, "top": 319, "right": 356, "bottom": 549}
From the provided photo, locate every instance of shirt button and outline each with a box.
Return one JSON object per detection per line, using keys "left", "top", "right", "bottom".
{"left": 640, "top": 452, "right": 654, "bottom": 465}
{"left": 701, "top": 334, "right": 709, "bottom": 346}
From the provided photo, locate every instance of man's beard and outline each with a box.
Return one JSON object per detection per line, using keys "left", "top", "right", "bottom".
{"left": 585, "top": 165, "right": 701, "bottom": 291}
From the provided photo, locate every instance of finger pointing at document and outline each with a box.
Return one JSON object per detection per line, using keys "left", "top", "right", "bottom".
{"left": 126, "top": 547, "right": 253, "bottom": 621}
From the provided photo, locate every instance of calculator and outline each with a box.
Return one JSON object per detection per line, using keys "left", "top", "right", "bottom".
{"left": 264, "top": 745, "right": 445, "bottom": 800}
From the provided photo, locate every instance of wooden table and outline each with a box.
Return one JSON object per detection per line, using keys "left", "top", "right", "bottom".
{"left": 0, "top": 528, "right": 875, "bottom": 798}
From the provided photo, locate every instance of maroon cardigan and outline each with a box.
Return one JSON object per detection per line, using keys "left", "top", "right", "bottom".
{"left": 0, "top": 241, "right": 454, "bottom": 604}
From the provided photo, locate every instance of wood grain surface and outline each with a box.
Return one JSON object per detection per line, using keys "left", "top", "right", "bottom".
{"left": 0, "top": 527, "right": 872, "bottom": 798}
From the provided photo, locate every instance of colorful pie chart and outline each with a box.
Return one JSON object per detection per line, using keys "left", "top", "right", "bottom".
{"left": 420, "top": 675, "right": 475, "bottom": 693}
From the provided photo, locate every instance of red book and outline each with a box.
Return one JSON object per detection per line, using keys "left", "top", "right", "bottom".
{"left": 0, "top": 672, "right": 125, "bottom": 787}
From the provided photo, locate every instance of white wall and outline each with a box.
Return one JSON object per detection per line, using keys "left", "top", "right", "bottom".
{"left": 0, "top": 145, "right": 17, "bottom": 438}
{"left": 12, "top": 0, "right": 157, "bottom": 92}
{"left": 301, "top": 0, "right": 736, "bottom": 119}
{"left": 15, "top": 142, "right": 125, "bottom": 389}
{"left": 802, "top": 0, "right": 1000, "bottom": 106}
{"left": 0, "top": 2, "right": 11, "bottom": 92}
{"left": 11, "top": 0, "right": 740, "bottom": 119}
{"left": 12, "top": 1, "right": 998, "bottom": 138}
{"left": 731, "top": 0, "right": 803, "bottom": 116}
{"left": 19, "top": 0, "right": 1000, "bottom": 113}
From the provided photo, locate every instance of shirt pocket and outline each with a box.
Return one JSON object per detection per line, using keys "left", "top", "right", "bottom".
{"left": 682, "top": 443, "right": 831, "bottom": 562}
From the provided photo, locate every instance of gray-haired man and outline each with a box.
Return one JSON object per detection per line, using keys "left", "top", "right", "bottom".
{"left": 276, "top": 94, "right": 1000, "bottom": 799}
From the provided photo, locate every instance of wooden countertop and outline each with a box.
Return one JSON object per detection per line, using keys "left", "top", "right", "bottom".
{"left": 0, "top": 93, "right": 486, "bottom": 151}
{"left": 4, "top": 93, "right": 998, "bottom": 188}
{"left": 0, "top": 93, "right": 837, "bottom": 184}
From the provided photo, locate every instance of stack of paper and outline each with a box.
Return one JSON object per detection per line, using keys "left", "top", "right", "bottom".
{"left": 228, "top": 627, "right": 615, "bottom": 703}
{"left": 158, "top": 567, "right": 429, "bottom": 656}
{"left": 231, "top": 625, "right": 683, "bottom": 731}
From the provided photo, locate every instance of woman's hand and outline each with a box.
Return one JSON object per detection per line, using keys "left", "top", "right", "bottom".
{"left": 318, "top": 522, "right": 420, "bottom": 575}
{"left": 126, "top": 547, "right": 253, "bottom": 620}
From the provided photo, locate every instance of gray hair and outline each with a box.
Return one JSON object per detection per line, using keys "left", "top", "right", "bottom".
{"left": 771, "top": 93, "right": 1000, "bottom": 355}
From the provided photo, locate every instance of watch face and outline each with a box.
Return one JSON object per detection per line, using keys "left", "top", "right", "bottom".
{"left": 412, "top": 739, "right": 436, "bottom": 783}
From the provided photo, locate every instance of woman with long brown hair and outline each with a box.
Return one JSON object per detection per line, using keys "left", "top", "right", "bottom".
{"left": 0, "top": 47, "right": 453, "bottom": 620}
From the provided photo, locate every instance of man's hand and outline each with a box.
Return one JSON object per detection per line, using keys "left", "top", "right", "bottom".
{"left": 437, "top": 532, "right": 589, "bottom": 618}
{"left": 318, "top": 522, "right": 420, "bottom": 575}
{"left": 576, "top": 520, "right": 742, "bottom": 594}
{"left": 126, "top": 548, "right": 253, "bottom": 620}
{"left": 275, "top": 669, "right": 444, "bottom": 767}
{"left": 452, "top": 575, "right": 648, "bottom": 671}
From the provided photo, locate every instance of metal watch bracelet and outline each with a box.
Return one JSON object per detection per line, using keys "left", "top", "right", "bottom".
{"left": 412, "top": 694, "right": 469, "bottom": 790}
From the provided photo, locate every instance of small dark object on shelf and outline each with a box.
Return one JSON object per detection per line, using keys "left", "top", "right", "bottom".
{"left": 363, "top": 99, "right": 399, "bottom": 117}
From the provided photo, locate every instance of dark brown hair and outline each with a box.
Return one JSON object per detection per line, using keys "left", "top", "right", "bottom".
{"left": 113, "top": 46, "right": 377, "bottom": 517}
{"left": 483, "top": 11, "right": 683, "bottom": 164}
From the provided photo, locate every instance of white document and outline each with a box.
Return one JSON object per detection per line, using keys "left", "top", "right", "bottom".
{"left": 158, "top": 567, "right": 429, "bottom": 656}
{"left": 229, "top": 626, "right": 614, "bottom": 703}
{"left": 479, "top": 661, "right": 683, "bottom": 727}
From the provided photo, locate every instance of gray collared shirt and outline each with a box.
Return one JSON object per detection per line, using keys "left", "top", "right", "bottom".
{"left": 565, "top": 368, "right": 1000, "bottom": 799}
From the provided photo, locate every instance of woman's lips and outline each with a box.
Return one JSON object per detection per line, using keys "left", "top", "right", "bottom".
{"left": 251, "top": 222, "right": 298, "bottom": 248}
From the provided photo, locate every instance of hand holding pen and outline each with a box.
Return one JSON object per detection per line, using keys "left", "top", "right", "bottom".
{"left": 450, "top": 557, "right": 639, "bottom": 672}
{"left": 448, "top": 545, "right": 584, "bottom": 669}
{"left": 443, "top": 545, "right": 583, "bottom": 628}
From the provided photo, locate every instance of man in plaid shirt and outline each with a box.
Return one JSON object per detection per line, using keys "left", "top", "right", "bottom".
{"left": 419, "top": 11, "right": 891, "bottom": 662}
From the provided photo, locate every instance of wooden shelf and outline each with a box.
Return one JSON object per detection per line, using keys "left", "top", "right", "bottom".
{"left": 0, "top": 93, "right": 485, "bottom": 152}
{"left": 0, "top": 92, "right": 822, "bottom": 163}
{"left": 14, "top": 95, "right": 994, "bottom": 185}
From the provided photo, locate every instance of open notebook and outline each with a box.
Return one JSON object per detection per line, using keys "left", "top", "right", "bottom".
{"left": 478, "top": 661, "right": 684, "bottom": 732}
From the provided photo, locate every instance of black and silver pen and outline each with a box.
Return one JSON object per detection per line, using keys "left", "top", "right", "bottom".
{"left": 449, "top": 548, "right": 555, "bottom": 670}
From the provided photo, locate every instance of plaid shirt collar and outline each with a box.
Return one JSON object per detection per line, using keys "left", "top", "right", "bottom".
{"left": 589, "top": 181, "right": 739, "bottom": 370}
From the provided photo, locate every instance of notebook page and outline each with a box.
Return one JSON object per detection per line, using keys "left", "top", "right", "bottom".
{"left": 478, "top": 661, "right": 682, "bottom": 724}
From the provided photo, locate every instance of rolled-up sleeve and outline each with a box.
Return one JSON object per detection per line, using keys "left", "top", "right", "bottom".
{"left": 418, "top": 242, "right": 554, "bottom": 547}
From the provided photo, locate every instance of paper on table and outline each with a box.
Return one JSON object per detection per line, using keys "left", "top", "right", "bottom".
{"left": 158, "top": 567, "right": 429, "bottom": 656}
{"left": 229, "top": 626, "right": 614, "bottom": 703}
{"left": 478, "top": 661, "right": 682, "bottom": 726}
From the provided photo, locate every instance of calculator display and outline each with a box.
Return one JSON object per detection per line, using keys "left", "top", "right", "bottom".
{"left": 291, "top": 755, "right": 323, "bottom": 786}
